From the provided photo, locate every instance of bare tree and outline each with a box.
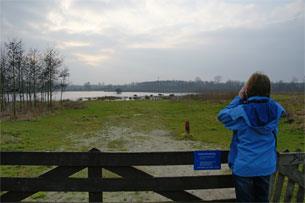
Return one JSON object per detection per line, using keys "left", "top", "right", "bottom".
{"left": 6, "top": 39, "right": 23, "bottom": 118}
{"left": 214, "top": 75, "right": 222, "bottom": 83}
{"left": 16, "top": 42, "right": 24, "bottom": 110}
{"left": 44, "top": 48, "right": 63, "bottom": 108}
{"left": 1, "top": 39, "right": 69, "bottom": 117}
{"left": 38, "top": 62, "right": 48, "bottom": 103}
{"left": 23, "top": 55, "right": 32, "bottom": 106}
{"left": 27, "top": 49, "right": 41, "bottom": 107}
{"left": 58, "top": 66, "right": 69, "bottom": 103}
{"left": 195, "top": 76, "right": 202, "bottom": 83}
{"left": 0, "top": 45, "right": 7, "bottom": 112}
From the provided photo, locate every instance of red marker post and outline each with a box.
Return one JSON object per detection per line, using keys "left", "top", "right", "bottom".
{"left": 185, "top": 120, "right": 190, "bottom": 135}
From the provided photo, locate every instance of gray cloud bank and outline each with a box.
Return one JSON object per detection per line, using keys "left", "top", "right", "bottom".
{"left": 1, "top": 0, "right": 304, "bottom": 84}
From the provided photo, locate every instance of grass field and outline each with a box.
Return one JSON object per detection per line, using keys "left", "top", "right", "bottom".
{"left": 0, "top": 93, "right": 304, "bottom": 201}
{"left": 1, "top": 93, "right": 304, "bottom": 152}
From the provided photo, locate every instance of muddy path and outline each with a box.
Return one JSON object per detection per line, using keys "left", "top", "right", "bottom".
{"left": 26, "top": 126, "right": 235, "bottom": 202}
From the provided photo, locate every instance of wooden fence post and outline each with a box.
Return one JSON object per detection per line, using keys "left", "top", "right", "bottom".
{"left": 272, "top": 172, "right": 285, "bottom": 203}
{"left": 283, "top": 164, "right": 298, "bottom": 202}
{"left": 268, "top": 172, "right": 276, "bottom": 201}
{"left": 296, "top": 163, "right": 305, "bottom": 202}
{"left": 88, "top": 148, "right": 103, "bottom": 203}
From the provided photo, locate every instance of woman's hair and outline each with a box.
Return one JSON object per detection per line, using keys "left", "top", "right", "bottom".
{"left": 246, "top": 72, "right": 271, "bottom": 98}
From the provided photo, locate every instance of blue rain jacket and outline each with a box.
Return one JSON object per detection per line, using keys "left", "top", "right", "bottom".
{"left": 218, "top": 96, "right": 285, "bottom": 176}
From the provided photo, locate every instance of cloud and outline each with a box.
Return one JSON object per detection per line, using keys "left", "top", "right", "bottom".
{"left": 73, "top": 49, "right": 115, "bottom": 66}
{"left": 46, "top": 10, "right": 104, "bottom": 34}
{"left": 1, "top": 0, "right": 304, "bottom": 84}
{"left": 269, "top": 0, "right": 304, "bottom": 24}
{"left": 35, "top": 0, "right": 304, "bottom": 49}
{"left": 57, "top": 40, "right": 91, "bottom": 49}
{"left": 3, "top": 0, "right": 302, "bottom": 51}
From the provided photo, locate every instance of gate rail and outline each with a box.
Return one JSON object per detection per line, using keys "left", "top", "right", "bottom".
{"left": 0, "top": 148, "right": 304, "bottom": 202}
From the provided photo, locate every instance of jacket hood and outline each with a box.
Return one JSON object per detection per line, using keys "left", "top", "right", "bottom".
{"left": 241, "top": 96, "right": 285, "bottom": 132}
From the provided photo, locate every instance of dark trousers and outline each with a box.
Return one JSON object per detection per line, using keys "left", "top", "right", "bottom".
{"left": 233, "top": 175, "right": 271, "bottom": 202}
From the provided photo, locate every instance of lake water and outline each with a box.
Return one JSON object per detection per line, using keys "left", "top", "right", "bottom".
{"left": 55, "top": 91, "right": 192, "bottom": 100}
{"left": 38, "top": 91, "right": 193, "bottom": 101}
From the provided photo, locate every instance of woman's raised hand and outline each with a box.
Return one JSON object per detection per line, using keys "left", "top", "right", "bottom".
{"left": 239, "top": 85, "right": 247, "bottom": 99}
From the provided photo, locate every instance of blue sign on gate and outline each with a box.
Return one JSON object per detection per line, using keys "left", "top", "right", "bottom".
{"left": 193, "top": 150, "right": 221, "bottom": 170}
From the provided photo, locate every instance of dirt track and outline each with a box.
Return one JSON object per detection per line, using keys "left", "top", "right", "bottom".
{"left": 26, "top": 126, "right": 235, "bottom": 202}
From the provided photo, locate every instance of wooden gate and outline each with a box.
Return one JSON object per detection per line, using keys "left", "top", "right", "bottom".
{"left": 1, "top": 148, "right": 304, "bottom": 202}
{"left": 269, "top": 151, "right": 305, "bottom": 202}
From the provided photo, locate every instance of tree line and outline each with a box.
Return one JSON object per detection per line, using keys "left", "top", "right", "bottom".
{"left": 67, "top": 79, "right": 304, "bottom": 93}
{"left": 0, "top": 39, "right": 69, "bottom": 118}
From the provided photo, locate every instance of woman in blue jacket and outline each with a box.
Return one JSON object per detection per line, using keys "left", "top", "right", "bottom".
{"left": 218, "top": 72, "right": 285, "bottom": 202}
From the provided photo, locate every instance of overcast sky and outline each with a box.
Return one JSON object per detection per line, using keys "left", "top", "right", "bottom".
{"left": 1, "top": 0, "right": 304, "bottom": 84}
